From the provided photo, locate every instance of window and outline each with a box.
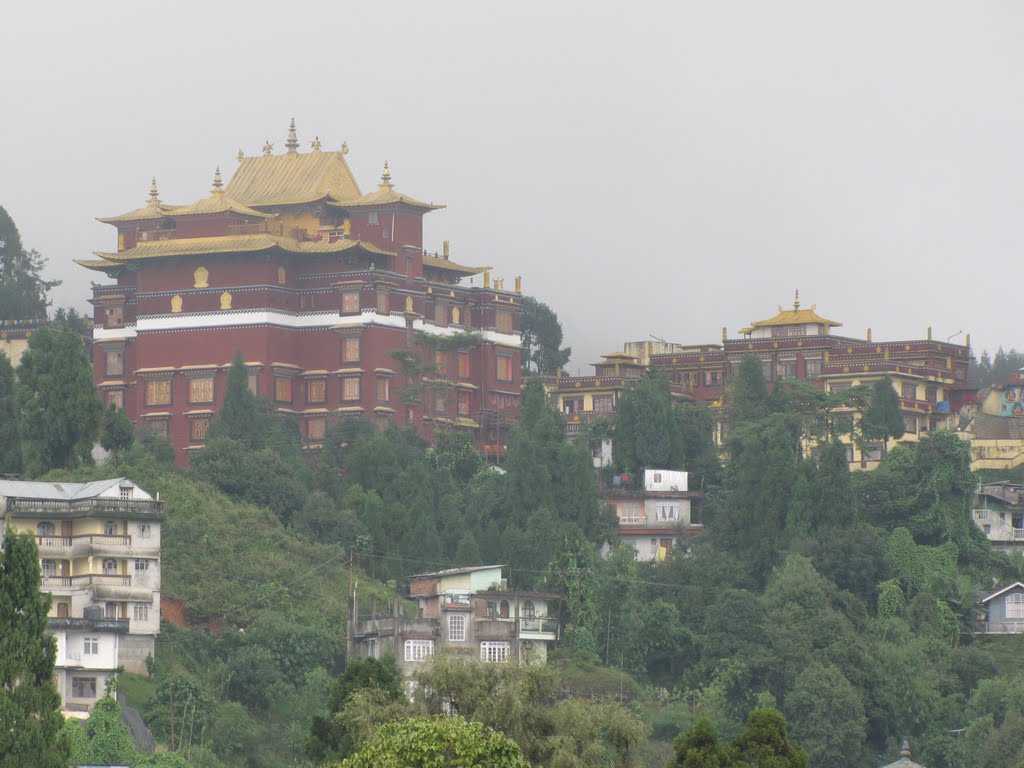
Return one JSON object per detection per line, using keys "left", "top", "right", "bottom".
{"left": 307, "top": 379, "right": 327, "bottom": 403}
{"left": 105, "top": 306, "right": 124, "bottom": 328}
{"left": 134, "top": 559, "right": 148, "bottom": 572}
{"left": 404, "top": 639, "right": 434, "bottom": 662}
{"left": 926, "top": 385, "right": 937, "bottom": 404}
{"left": 434, "top": 302, "right": 447, "bottom": 325}
{"left": 593, "top": 395, "right": 614, "bottom": 414}
{"left": 368, "top": 211, "right": 379, "bottom": 226}
{"left": 247, "top": 371, "right": 259, "bottom": 395}
{"left": 704, "top": 370, "right": 721, "bottom": 386}
{"left": 342, "top": 336, "right": 361, "bottom": 363}
{"left": 42, "top": 559, "right": 58, "bottom": 577}
{"left": 863, "top": 444, "right": 883, "bottom": 462}
{"left": 274, "top": 377, "right": 293, "bottom": 403}
{"left": 830, "top": 382, "right": 852, "bottom": 393}
{"left": 496, "top": 354, "right": 513, "bottom": 382}
{"left": 190, "top": 416, "right": 210, "bottom": 443}
{"left": 903, "top": 414, "right": 917, "bottom": 434}
{"left": 805, "top": 358, "right": 822, "bottom": 377}
{"left": 84, "top": 637, "right": 99, "bottom": 655}
{"left": 376, "top": 377, "right": 390, "bottom": 402}
{"left": 480, "top": 641, "right": 510, "bottom": 663}
{"left": 761, "top": 361, "right": 773, "bottom": 381}
{"left": 342, "top": 290, "right": 360, "bottom": 314}
{"left": 495, "top": 310, "right": 513, "bottom": 333}
{"left": 307, "top": 417, "right": 326, "bottom": 441}
{"left": 365, "top": 637, "right": 378, "bottom": 659}
{"left": 776, "top": 360, "right": 797, "bottom": 380}
{"left": 103, "top": 560, "right": 118, "bottom": 576}
{"left": 458, "top": 352, "right": 471, "bottom": 379}
{"left": 653, "top": 472, "right": 662, "bottom": 483}
{"left": 188, "top": 377, "right": 214, "bottom": 404}
{"left": 657, "top": 504, "right": 679, "bottom": 522}
{"left": 119, "top": 484, "right": 132, "bottom": 500}
{"left": 56, "top": 602, "right": 69, "bottom": 618}
{"left": 376, "top": 290, "right": 389, "bottom": 314}
{"left": 107, "top": 389, "right": 125, "bottom": 409}
{"left": 522, "top": 600, "right": 536, "bottom": 618}
{"left": 138, "top": 523, "right": 151, "bottom": 539}
{"left": 457, "top": 390, "right": 472, "bottom": 417}
{"left": 145, "top": 417, "right": 169, "bottom": 439}
{"left": 434, "top": 389, "right": 448, "bottom": 415}
{"left": 134, "top": 603, "right": 149, "bottom": 622}
{"left": 104, "top": 521, "right": 117, "bottom": 536}
{"left": 72, "top": 677, "right": 97, "bottom": 699}
{"left": 37, "top": 521, "right": 55, "bottom": 537}
{"left": 343, "top": 377, "right": 361, "bottom": 401}
{"left": 448, "top": 614, "right": 466, "bottom": 642}
{"left": 1008, "top": 592, "right": 1024, "bottom": 619}
{"left": 145, "top": 379, "right": 172, "bottom": 406}
{"left": 435, "top": 350, "right": 447, "bottom": 376}
{"left": 105, "top": 349, "right": 123, "bottom": 377}
{"left": 984, "top": 524, "right": 992, "bottom": 535}
{"left": 901, "top": 382, "right": 916, "bottom": 400}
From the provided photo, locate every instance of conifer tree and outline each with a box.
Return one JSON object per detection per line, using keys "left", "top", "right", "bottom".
{"left": 0, "top": 206, "right": 59, "bottom": 322}
{"left": 862, "top": 377, "right": 905, "bottom": 456}
{"left": 100, "top": 402, "right": 134, "bottom": 460}
{"left": 0, "top": 351, "right": 21, "bottom": 475}
{"left": 454, "top": 530, "right": 482, "bottom": 565}
{"left": 210, "top": 352, "right": 266, "bottom": 447}
{"left": 0, "top": 533, "right": 68, "bottom": 767}
{"left": 17, "top": 326, "right": 102, "bottom": 474}
{"left": 728, "top": 354, "right": 769, "bottom": 426}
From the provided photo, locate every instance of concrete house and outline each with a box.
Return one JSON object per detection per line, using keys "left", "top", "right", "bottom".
{"left": 0, "top": 478, "right": 162, "bottom": 714}
{"left": 972, "top": 482, "right": 1024, "bottom": 553}
{"left": 979, "top": 582, "right": 1024, "bottom": 635}
{"left": 603, "top": 469, "right": 704, "bottom": 561}
{"left": 350, "top": 565, "right": 560, "bottom": 677}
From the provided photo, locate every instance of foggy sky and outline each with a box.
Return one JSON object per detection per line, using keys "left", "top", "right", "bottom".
{"left": 2, "top": 1, "right": 1022, "bottom": 370}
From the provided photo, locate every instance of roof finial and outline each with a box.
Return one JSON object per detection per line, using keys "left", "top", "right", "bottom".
{"left": 237, "top": 148, "right": 245, "bottom": 162}
{"left": 311, "top": 135, "right": 322, "bottom": 151}
{"left": 899, "top": 739, "right": 911, "bottom": 759}
{"left": 212, "top": 166, "right": 223, "bottom": 193}
{"left": 147, "top": 177, "right": 160, "bottom": 206}
{"left": 793, "top": 289, "right": 800, "bottom": 311}
{"left": 381, "top": 160, "right": 393, "bottom": 188}
{"left": 341, "top": 141, "right": 349, "bottom": 156}
{"left": 262, "top": 140, "right": 273, "bottom": 156}
{"left": 285, "top": 118, "right": 299, "bottom": 154}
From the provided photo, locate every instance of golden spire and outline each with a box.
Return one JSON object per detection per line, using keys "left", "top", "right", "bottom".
{"left": 237, "top": 148, "right": 245, "bottom": 162}
{"left": 147, "top": 177, "right": 160, "bottom": 206}
{"left": 380, "top": 160, "right": 393, "bottom": 188}
{"left": 311, "top": 136, "right": 322, "bottom": 151}
{"left": 285, "top": 118, "right": 299, "bottom": 154}
{"left": 212, "top": 166, "right": 224, "bottom": 193}
{"left": 341, "top": 141, "right": 349, "bottom": 155}
{"left": 793, "top": 289, "right": 800, "bottom": 311}
{"left": 262, "top": 140, "right": 273, "bottom": 156}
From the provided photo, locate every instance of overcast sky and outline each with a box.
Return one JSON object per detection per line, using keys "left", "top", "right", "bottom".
{"left": 2, "top": 1, "right": 1021, "bottom": 369}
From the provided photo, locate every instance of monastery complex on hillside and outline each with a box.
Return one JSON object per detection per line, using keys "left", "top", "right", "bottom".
{"left": 79, "top": 121, "right": 523, "bottom": 464}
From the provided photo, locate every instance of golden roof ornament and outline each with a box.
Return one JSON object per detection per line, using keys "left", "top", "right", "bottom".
{"left": 237, "top": 149, "right": 245, "bottom": 162}
{"left": 211, "top": 166, "right": 224, "bottom": 193}
{"left": 262, "top": 140, "right": 273, "bottom": 156}
{"left": 285, "top": 118, "right": 299, "bottom": 154}
{"left": 147, "top": 178, "right": 160, "bottom": 206}
{"left": 311, "top": 136, "right": 322, "bottom": 151}
{"left": 341, "top": 141, "right": 349, "bottom": 155}
{"left": 793, "top": 289, "right": 801, "bottom": 311}
{"left": 380, "top": 161, "right": 393, "bottom": 188}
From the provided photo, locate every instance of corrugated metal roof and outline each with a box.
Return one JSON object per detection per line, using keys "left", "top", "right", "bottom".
{"left": 0, "top": 478, "right": 124, "bottom": 500}
{"left": 225, "top": 150, "right": 362, "bottom": 206}
{"left": 411, "top": 564, "right": 506, "bottom": 579}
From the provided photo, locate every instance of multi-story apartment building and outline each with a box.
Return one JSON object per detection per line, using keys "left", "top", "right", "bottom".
{"left": 350, "top": 565, "right": 560, "bottom": 677}
{"left": 972, "top": 482, "right": 1024, "bottom": 553}
{"left": 0, "top": 478, "right": 162, "bottom": 714}
{"left": 79, "top": 121, "right": 524, "bottom": 465}
{"left": 602, "top": 469, "right": 704, "bottom": 561}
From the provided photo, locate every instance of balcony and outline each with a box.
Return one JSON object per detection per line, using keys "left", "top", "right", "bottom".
{"left": 37, "top": 534, "right": 150, "bottom": 558}
{"left": 978, "top": 620, "right": 1024, "bottom": 635}
{"left": 8, "top": 498, "right": 163, "bottom": 519}
{"left": 476, "top": 616, "right": 561, "bottom": 641}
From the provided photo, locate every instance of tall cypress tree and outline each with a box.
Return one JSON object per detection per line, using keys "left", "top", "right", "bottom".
{"left": 209, "top": 352, "right": 267, "bottom": 448}
{"left": 0, "top": 206, "right": 59, "bottom": 322}
{"left": 0, "top": 351, "right": 21, "bottom": 475}
{"left": 861, "top": 377, "right": 905, "bottom": 456}
{"left": 0, "top": 533, "right": 68, "bottom": 767}
{"left": 728, "top": 354, "right": 770, "bottom": 426}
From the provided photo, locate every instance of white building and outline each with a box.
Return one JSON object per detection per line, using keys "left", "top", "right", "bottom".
{"left": 0, "top": 478, "right": 163, "bottom": 714}
{"left": 603, "top": 469, "right": 703, "bottom": 561}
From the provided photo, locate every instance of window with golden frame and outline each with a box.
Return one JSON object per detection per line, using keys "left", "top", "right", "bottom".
{"left": 274, "top": 377, "right": 293, "bottom": 403}
{"left": 457, "top": 389, "right": 471, "bottom": 417}
{"left": 189, "top": 416, "right": 210, "bottom": 443}
{"left": 145, "top": 379, "right": 171, "bottom": 406}
{"left": 434, "top": 302, "right": 447, "bottom": 325}
{"left": 145, "top": 418, "right": 169, "bottom": 439}
{"left": 376, "top": 290, "right": 389, "bottom": 314}
{"left": 107, "top": 390, "right": 124, "bottom": 409}
{"left": 495, "top": 310, "right": 513, "bottom": 334}
{"left": 105, "top": 350, "right": 123, "bottom": 377}
{"left": 342, "top": 291, "right": 360, "bottom": 314}
{"left": 458, "top": 352, "right": 470, "bottom": 379}
{"left": 376, "top": 377, "right": 390, "bottom": 402}
{"left": 434, "top": 389, "right": 448, "bottom": 415}
{"left": 189, "top": 377, "right": 214, "bottom": 404}
{"left": 247, "top": 372, "right": 259, "bottom": 395}
{"left": 307, "top": 379, "right": 327, "bottom": 404}
{"left": 342, "top": 377, "right": 360, "bottom": 401}
{"left": 496, "top": 354, "right": 513, "bottom": 382}
{"left": 434, "top": 350, "right": 447, "bottom": 377}
{"left": 307, "top": 417, "right": 326, "bottom": 441}
{"left": 342, "top": 336, "right": 360, "bottom": 363}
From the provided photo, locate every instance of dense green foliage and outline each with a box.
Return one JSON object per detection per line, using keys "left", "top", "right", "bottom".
{"left": 974, "top": 348, "right": 1024, "bottom": 388}
{"left": 16, "top": 325, "right": 102, "bottom": 474}
{"left": 520, "top": 295, "right": 571, "bottom": 375}
{"left": 101, "top": 401, "right": 136, "bottom": 458}
{"left": 0, "top": 205, "right": 59, "bottom": 321}
{"left": 862, "top": 376, "right": 905, "bottom": 453}
{"left": 337, "top": 716, "right": 529, "bottom": 768}
{"left": 672, "top": 709, "right": 807, "bottom": 768}
{"left": 0, "top": 534, "right": 67, "bottom": 768}
{"left": 0, "top": 351, "right": 21, "bottom": 475}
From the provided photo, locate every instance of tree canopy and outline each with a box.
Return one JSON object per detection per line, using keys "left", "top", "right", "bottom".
{"left": 0, "top": 205, "right": 59, "bottom": 322}
{"left": 520, "top": 296, "right": 571, "bottom": 375}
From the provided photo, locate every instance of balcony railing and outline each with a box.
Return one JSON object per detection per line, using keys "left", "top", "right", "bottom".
{"left": 37, "top": 534, "right": 133, "bottom": 549}
{"left": 41, "top": 574, "right": 132, "bottom": 589}
{"left": 8, "top": 498, "right": 162, "bottom": 518}
{"left": 1014, "top": 529, "right": 1024, "bottom": 541}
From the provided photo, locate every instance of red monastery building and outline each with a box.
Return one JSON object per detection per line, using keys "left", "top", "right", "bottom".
{"left": 80, "top": 121, "right": 523, "bottom": 465}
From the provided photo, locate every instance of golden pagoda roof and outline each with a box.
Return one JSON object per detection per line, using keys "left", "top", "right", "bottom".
{"left": 91, "top": 234, "right": 393, "bottom": 263}
{"left": 226, "top": 149, "right": 362, "bottom": 207}
{"left": 421, "top": 254, "right": 489, "bottom": 275}
{"left": 327, "top": 161, "right": 443, "bottom": 211}
{"left": 97, "top": 202, "right": 183, "bottom": 224}
{"left": 164, "top": 187, "right": 275, "bottom": 219}
{"left": 75, "top": 256, "right": 123, "bottom": 272}
{"left": 740, "top": 292, "right": 841, "bottom": 334}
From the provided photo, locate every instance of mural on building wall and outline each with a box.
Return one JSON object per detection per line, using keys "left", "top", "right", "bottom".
{"left": 1000, "top": 386, "right": 1024, "bottom": 417}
